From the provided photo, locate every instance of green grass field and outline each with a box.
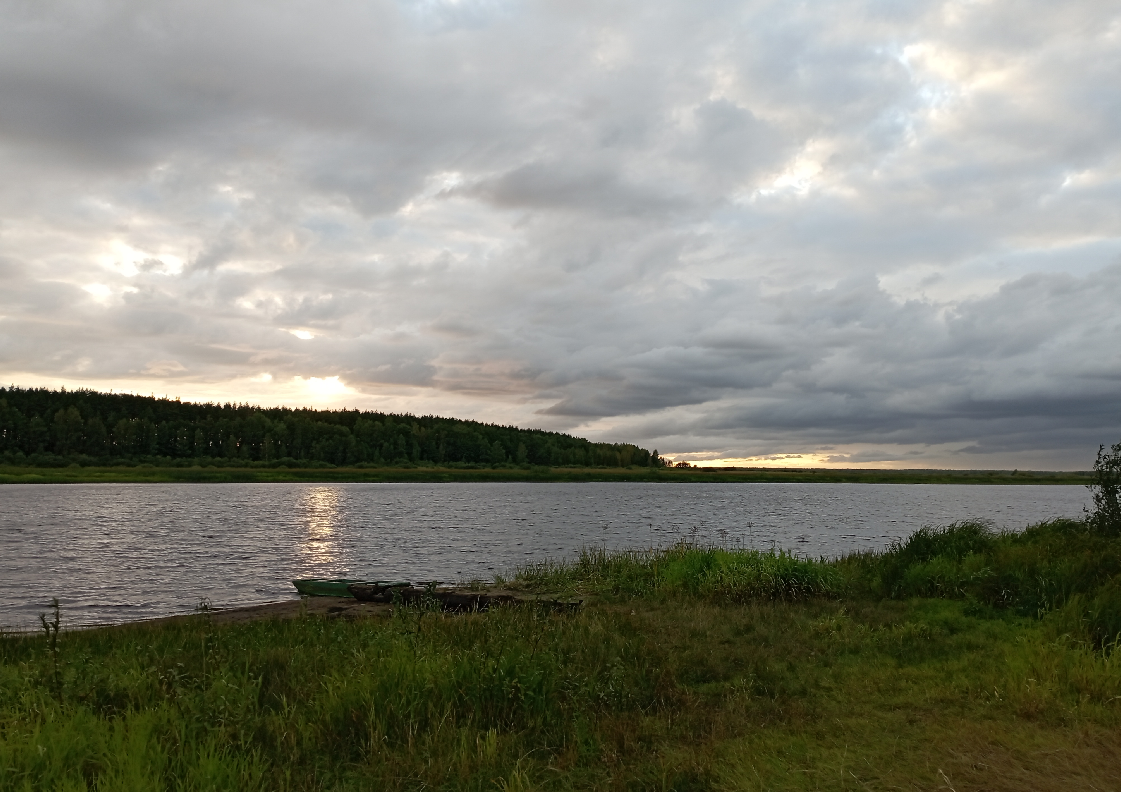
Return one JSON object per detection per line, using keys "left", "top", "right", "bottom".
{"left": 0, "top": 464, "right": 1092, "bottom": 485}
{"left": 3, "top": 519, "right": 1120, "bottom": 790}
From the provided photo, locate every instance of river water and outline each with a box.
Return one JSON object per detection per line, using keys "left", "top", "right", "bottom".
{"left": 0, "top": 482, "right": 1091, "bottom": 628}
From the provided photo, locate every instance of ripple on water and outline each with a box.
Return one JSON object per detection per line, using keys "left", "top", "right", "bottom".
{"left": 0, "top": 481, "right": 1090, "bottom": 628}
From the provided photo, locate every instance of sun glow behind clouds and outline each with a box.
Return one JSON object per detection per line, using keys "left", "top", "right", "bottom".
{"left": 296, "top": 376, "right": 351, "bottom": 399}
{"left": 676, "top": 440, "right": 1002, "bottom": 470}
{"left": 685, "top": 454, "right": 847, "bottom": 469}
{"left": 97, "top": 240, "right": 185, "bottom": 276}
{"left": 0, "top": 371, "right": 364, "bottom": 412}
{"left": 685, "top": 452, "right": 921, "bottom": 470}
{"left": 83, "top": 284, "right": 112, "bottom": 302}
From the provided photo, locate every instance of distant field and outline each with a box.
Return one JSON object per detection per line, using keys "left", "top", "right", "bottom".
{"left": 0, "top": 464, "right": 1092, "bottom": 485}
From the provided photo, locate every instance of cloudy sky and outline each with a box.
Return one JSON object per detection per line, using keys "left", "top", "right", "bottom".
{"left": 1, "top": 0, "right": 1119, "bottom": 469}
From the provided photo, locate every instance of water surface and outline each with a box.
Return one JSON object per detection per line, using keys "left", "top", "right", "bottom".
{"left": 0, "top": 482, "right": 1090, "bottom": 627}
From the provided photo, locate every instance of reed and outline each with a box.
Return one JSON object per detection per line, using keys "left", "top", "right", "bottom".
{"left": 37, "top": 597, "right": 62, "bottom": 703}
{"left": 516, "top": 542, "right": 841, "bottom": 602}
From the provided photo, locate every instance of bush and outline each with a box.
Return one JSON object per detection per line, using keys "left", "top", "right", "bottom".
{"left": 839, "top": 519, "right": 1121, "bottom": 616}
{"left": 1057, "top": 576, "right": 1121, "bottom": 651}
{"left": 1087, "top": 440, "right": 1121, "bottom": 537}
{"left": 870, "top": 521, "right": 996, "bottom": 598}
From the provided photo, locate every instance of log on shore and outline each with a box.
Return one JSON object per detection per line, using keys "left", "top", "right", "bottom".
{"left": 346, "top": 584, "right": 580, "bottom": 613}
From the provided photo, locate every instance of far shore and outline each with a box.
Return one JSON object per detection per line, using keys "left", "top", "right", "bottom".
{"left": 0, "top": 464, "right": 1092, "bottom": 485}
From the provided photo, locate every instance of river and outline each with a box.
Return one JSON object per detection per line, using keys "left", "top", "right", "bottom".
{"left": 0, "top": 482, "right": 1091, "bottom": 627}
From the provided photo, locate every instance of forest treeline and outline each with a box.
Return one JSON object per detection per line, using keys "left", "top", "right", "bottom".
{"left": 0, "top": 387, "right": 664, "bottom": 469}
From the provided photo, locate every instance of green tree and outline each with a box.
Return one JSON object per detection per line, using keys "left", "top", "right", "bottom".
{"left": 0, "top": 399, "right": 25, "bottom": 453}
{"left": 113, "top": 419, "right": 136, "bottom": 456}
{"left": 1088, "top": 440, "right": 1121, "bottom": 536}
{"left": 52, "top": 407, "right": 84, "bottom": 455}
{"left": 84, "top": 415, "right": 109, "bottom": 456}
{"left": 0, "top": 386, "right": 658, "bottom": 468}
{"left": 27, "top": 416, "right": 49, "bottom": 453}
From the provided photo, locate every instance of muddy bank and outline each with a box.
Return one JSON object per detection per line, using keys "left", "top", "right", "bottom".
{"left": 108, "top": 587, "right": 575, "bottom": 630}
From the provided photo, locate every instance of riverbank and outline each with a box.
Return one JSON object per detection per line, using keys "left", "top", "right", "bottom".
{"left": 3, "top": 519, "right": 1119, "bottom": 789}
{"left": 64, "top": 586, "right": 571, "bottom": 630}
{"left": 0, "top": 463, "right": 1092, "bottom": 485}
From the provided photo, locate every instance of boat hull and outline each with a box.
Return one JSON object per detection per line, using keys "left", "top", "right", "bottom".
{"left": 292, "top": 578, "right": 409, "bottom": 597}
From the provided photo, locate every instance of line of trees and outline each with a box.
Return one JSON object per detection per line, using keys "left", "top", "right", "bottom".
{"left": 0, "top": 387, "right": 665, "bottom": 469}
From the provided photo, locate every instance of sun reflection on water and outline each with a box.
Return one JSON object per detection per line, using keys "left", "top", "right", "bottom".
{"left": 297, "top": 487, "right": 347, "bottom": 574}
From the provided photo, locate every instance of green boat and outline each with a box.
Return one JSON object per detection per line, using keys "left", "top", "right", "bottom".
{"left": 292, "top": 578, "right": 409, "bottom": 598}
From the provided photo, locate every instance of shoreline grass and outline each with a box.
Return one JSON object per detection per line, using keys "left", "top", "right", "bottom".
{"left": 4, "top": 519, "right": 1121, "bottom": 789}
{"left": 0, "top": 463, "right": 1093, "bottom": 485}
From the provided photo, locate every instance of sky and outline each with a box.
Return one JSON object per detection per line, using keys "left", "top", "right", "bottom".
{"left": 1, "top": 0, "right": 1119, "bottom": 470}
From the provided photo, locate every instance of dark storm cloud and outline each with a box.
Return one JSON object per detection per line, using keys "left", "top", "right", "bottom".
{"left": 0, "top": 0, "right": 1119, "bottom": 467}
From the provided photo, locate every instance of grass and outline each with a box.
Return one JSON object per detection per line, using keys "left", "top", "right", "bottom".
{"left": 514, "top": 545, "right": 843, "bottom": 602}
{"left": 3, "top": 520, "right": 1121, "bottom": 790}
{"left": 0, "top": 464, "right": 1093, "bottom": 485}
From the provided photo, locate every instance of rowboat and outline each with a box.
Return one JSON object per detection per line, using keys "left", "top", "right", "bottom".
{"left": 292, "top": 578, "right": 409, "bottom": 598}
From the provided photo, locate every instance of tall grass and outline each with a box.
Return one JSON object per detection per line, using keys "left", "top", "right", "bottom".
{"left": 0, "top": 603, "right": 667, "bottom": 790}
{"left": 516, "top": 542, "right": 842, "bottom": 602}
{"left": 833, "top": 519, "right": 1121, "bottom": 646}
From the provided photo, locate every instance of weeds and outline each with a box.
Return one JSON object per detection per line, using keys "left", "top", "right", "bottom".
{"left": 38, "top": 597, "right": 61, "bottom": 702}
